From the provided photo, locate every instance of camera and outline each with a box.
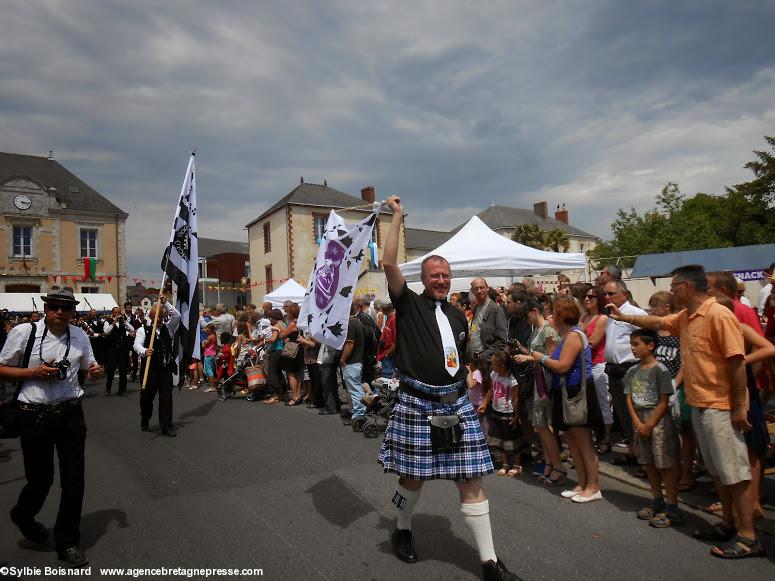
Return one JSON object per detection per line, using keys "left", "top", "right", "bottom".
{"left": 52, "top": 358, "right": 71, "bottom": 380}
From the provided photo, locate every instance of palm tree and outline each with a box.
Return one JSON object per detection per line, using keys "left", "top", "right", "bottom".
{"left": 512, "top": 223, "right": 545, "bottom": 249}
{"left": 543, "top": 228, "right": 570, "bottom": 252}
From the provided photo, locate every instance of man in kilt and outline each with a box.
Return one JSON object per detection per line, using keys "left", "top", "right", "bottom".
{"left": 378, "top": 196, "right": 520, "bottom": 581}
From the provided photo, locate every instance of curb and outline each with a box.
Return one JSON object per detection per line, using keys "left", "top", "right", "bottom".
{"left": 597, "top": 460, "right": 775, "bottom": 537}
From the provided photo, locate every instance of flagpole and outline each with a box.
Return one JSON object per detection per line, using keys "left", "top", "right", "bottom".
{"left": 141, "top": 272, "right": 169, "bottom": 390}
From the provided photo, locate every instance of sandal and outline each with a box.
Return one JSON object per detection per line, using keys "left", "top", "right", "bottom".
{"left": 596, "top": 442, "right": 612, "bottom": 455}
{"left": 263, "top": 396, "right": 279, "bottom": 405}
{"left": 637, "top": 505, "right": 661, "bottom": 520}
{"left": 507, "top": 466, "right": 523, "bottom": 477}
{"left": 542, "top": 467, "right": 567, "bottom": 486}
{"left": 496, "top": 466, "right": 510, "bottom": 476}
{"left": 693, "top": 523, "right": 736, "bottom": 542}
{"left": 704, "top": 501, "right": 723, "bottom": 514}
{"left": 711, "top": 534, "right": 766, "bottom": 559}
{"left": 285, "top": 399, "right": 301, "bottom": 406}
{"left": 649, "top": 511, "right": 684, "bottom": 528}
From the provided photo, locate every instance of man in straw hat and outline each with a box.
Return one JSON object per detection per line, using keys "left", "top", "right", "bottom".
{"left": 0, "top": 287, "right": 104, "bottom": 568}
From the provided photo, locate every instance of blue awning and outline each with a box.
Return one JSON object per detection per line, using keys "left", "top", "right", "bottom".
{"left": 630, "top": 244, "right": 775, "bottom": 278}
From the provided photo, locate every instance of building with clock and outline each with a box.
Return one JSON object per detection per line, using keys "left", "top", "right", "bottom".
{"left": 0, "top": 151, "right": 128, "bottom": 303}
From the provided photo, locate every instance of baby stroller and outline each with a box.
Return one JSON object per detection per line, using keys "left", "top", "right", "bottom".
{"left": 355, "top": 377, "right": 399, "bottom": 438}
{"left": 217, "top": 347, "right": 267, "bottom": 402}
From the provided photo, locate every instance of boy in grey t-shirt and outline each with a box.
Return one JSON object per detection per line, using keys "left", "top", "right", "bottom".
{"left": 624, "top": 329, "right": 681, "bottom": 528}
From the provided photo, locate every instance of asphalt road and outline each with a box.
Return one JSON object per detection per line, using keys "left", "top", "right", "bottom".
{"left": 1, "top": 379, "right": 774, "bottom": 580}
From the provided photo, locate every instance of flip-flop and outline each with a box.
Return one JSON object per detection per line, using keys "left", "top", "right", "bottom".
{"left": 704, "top": 501, "right": 723, "bottom": 514}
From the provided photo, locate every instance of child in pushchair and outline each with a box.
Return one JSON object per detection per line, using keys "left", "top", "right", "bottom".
{"left": 217, "top": 324, "right": 268, "bottom": 401}
{"left": 351, "top": 368, "right": 399, "bottom": 438}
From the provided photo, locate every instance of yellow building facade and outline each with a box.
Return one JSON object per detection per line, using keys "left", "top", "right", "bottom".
{"left": 0, "top": 152, "right": 128, "bottom": 304}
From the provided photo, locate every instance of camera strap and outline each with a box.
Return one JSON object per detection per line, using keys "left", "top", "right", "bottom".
{"left": 39, "top": 324, "right": 71, "bottom": 365}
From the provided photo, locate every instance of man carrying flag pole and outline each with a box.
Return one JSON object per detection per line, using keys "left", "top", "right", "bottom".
{"left": 136, "top": 153, "right": 200, "bottom": 436}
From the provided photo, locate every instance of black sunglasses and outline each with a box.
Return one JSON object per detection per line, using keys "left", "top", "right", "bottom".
{"left": 47, "top": 303, "right": 75, "bottom": 312}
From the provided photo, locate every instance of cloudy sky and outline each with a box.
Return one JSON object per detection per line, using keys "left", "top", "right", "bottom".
{"left": 2, "top": 0, "right": 774, "bottom": 278}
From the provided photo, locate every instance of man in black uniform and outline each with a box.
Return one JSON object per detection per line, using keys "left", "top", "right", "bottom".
{"left": 84, "top": 309, "right": 106, "bottom": 365}
{"left": 103, "top": 306, "right": 135, "bottom": 396}
{"left": 123, "top": 302, "right": 143, "bottom": 381}
{"left": 133, "top": 297, "right": 180, "bottom": 437}
{"left": 378, "top": 196, "right": 520, "bottom": 581}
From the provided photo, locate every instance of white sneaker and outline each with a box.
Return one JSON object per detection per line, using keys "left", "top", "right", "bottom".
{"left": 571, "top": 491, "right": 603, "bottom": 503}
{"left": 561, "top": 489, "right": 582, "bottom": 498}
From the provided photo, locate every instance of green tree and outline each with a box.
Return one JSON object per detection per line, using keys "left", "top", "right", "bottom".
{"left": 511, "top": 223, "right": 570, "bottom": 252}
{"left": 589, "top": 136, "right": 775, "bottom": 267}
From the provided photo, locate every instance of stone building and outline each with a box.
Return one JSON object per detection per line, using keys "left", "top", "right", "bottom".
{"left": 0, "top": 151, "right": 128, "bottom": 303}
{"left": 246, "top": 180, "right": 405, "bottom": 303}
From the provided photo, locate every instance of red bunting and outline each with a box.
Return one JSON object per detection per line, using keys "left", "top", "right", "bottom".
{"left": 107, "top": 276, "right": 113, "bottom": 283}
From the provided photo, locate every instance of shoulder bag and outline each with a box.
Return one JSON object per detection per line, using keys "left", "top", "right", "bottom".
{"left": 0, "top": 322, "right": 38, "bottom": 439}
{"left": 281, "top": 338, "right": 300, "bottom": 359}
{"left": 560, "top": 329, "right": 588, "bottom": 427}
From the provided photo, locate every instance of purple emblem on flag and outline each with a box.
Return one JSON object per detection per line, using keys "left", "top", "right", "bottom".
{"left": 315, "top": 239, "right": 346, "bottom": 309}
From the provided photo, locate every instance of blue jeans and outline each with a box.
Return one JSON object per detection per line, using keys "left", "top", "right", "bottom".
{"left": 342, "top": 363, "right": 364, "bottom": 418}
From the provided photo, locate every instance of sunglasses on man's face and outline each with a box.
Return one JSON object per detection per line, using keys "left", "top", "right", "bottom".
{"left": 47, "top": 303, "right": 75, "bottom": 313}
{"left": 602, "top": 291, "right": 618, "bottom": 297}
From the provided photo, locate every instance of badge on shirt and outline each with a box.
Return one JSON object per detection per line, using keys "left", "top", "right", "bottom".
{"left": 445, "top": 346, "right": 458, "bottom": 369}
{"left": 458, "top": 331, "right": 465, "bottom": 341}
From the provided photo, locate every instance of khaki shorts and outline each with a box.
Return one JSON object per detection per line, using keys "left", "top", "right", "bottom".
{"left": 634, "top": 408, "right": 678, "bottom": 469}
{"left": 691, "top": 407, "right": 751, "bottom": 486}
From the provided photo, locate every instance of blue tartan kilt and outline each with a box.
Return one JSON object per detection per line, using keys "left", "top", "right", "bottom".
{"left": 378, "top": 375, "right": 494, "bottom": 480}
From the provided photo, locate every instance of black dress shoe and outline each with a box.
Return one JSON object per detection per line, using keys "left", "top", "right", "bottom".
{"left": 58, "top": 545, "right": 89, "bottom": 568}
{"left": 10, "top": 507, "right": 49, "bottom": 543}
{"left": 141, "top": 422, "right": 149, "bottom": 431}
{"left": 483, "top": 558, "right": 521, "bottom": 581}
{"left": 161, "top": 429, "right": 177, "bottom": 437}
{"left": 391, "top": 528, "right": 417, "bottom": 563}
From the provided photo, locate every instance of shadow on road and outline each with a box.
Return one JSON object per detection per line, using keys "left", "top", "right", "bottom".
{"left": 0, "top": 441, "right": 20, "bottom": 464}
{"left": 80, "top": 508, "right": 130, "bottom": 550}
{"left": 177, "top": 399, "right": 217, "bottom": 422}
{"left": 375, "top": 514, "right": 481, "bottom": 578}
{"left": 305, "top": 475, "right": 373, "bottom": 529}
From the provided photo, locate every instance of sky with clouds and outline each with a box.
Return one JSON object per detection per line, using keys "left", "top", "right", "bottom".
{"left": 2, "top": 0, "right": 774, "bottom": 279}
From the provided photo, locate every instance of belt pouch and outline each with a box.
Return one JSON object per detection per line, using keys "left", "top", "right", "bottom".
{"left": 429, "top": 414, "right": 462, "bottom": 453}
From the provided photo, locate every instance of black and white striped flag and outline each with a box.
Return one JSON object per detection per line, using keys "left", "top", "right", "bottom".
{"left": 160, "top": 153, "right": 201, "bottom": 382}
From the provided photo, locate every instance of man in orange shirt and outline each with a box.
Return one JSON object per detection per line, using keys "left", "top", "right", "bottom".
{"left": 608, "top": 265, "right": 763, "bottom": 560}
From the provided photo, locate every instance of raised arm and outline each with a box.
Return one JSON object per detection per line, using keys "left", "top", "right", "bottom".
{"left": 383, "top": 195, "right": 405, "bottom": 296}
{"left": 606, "top": 304, "right": 664, "bottom": 329}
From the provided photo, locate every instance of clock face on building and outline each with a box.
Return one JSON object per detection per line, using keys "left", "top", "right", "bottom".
{"left": 14, "top": 194, "right": 32, "bottom": 210}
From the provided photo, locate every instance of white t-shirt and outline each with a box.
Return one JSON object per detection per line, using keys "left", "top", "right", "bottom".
{"left": 490, "top": 370, "right": 517, "bottom": 414}
{"left": 758, "top": 283, "right": 772, "bottom": 313}
{"left": 605, "top": 301, "right": 647, "bottom": 364}
{"left": 0, "top": 321, "right": 96, "bottom": 404}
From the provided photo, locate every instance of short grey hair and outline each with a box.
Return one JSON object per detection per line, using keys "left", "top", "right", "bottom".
{"left": 604, "top": 264, "right": 622, "bottom": 280}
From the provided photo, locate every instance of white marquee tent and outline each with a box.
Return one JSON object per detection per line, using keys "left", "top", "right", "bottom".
{"left": 263, "top": 278, "right": 306, "bottom": 308}
{"left": 0, "top": 292, "right": 118, "bottom": 313}
{"left": 399, "top": 216, "right": 586, "bottom": 286}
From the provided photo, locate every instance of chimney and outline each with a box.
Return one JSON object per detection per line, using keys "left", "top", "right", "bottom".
{"left": 533, "top": 201, "right": 548, "bottom": 220}
{"left": 361, "top": 186, "right": 375, "bottom": 203}
{"left": 555, "top": 203, "right": 569, "bottom": 224}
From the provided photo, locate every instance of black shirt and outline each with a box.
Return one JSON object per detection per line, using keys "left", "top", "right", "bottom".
{"left": 345, "top": 317, "right": 364, "bottom": 365}
{"left": 389, "top": 281, "right": 469, "bottom": 385}
{"left": 507, "top": 315, "right": 532, "bottom": 347}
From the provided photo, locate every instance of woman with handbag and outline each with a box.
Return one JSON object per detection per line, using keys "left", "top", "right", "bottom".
{"left": 523, "top": 297, "right": 603, "bottom": 503}
{"left": 280, "top": 303, "right": 305, "bottom": 406}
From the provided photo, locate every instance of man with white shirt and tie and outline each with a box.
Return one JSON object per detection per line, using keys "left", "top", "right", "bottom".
{"left": 378, "top": 196, "right": 519, "bottom": 581}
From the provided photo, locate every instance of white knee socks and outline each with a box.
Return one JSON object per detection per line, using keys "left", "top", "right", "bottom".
{"left": 392, "top": 483, "right": 421, "bottom": 531}
{"left": 461, "top": 500, "right": 496, "bottom": 563}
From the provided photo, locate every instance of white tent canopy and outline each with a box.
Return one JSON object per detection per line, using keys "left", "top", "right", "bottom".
{"left": 399, "top": 216, "right": 586, "bottom": 281}
{"left": 263, "top": 278, "right": 306, "bottom": 308}
{"left": 0, "top": 293, "right": 118, "bottom": 313}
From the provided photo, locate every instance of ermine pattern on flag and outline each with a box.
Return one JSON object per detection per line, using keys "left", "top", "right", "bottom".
{"left": 299, "top": 209, "right": 378, "bottom": 350}
{"left": 160, "top": 154, "right": 201, "bottom": 382}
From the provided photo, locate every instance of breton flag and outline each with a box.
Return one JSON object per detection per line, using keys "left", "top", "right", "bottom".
{"left": 160, "top": 153, "right": 201, "bottom": 382}
{"left": 299, "top": 208, "right": 379, "bottom": 349}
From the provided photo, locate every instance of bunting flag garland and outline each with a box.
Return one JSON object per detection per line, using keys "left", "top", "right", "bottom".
{"left": 83, "top": 257, "right": 97, "bottom": 281}
{"left": 159, "top": 153, "right": 201, "bottom": 383}
{"left": 299, "top": 208, "right": 379, "bottom": 350}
